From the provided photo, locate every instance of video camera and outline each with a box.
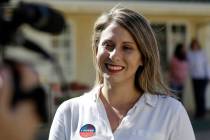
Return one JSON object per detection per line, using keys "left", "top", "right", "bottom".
{"left": 0, "top": 0, "right": 66, "bottom": 123}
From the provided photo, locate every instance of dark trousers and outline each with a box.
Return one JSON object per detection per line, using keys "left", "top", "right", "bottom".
{"left": 192, "top": 78, "right": 208, "bottom": 118}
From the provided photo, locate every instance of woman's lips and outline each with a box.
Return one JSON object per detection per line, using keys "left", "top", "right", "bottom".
{"left": 105, "top": 63, "right": 124, "bottom": 73}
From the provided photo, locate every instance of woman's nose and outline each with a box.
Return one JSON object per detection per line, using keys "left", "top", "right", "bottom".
{"left": 109, "top": 48, "right": 121, "bottom": 62}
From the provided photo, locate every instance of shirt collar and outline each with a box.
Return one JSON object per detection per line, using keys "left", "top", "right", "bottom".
{"left": 90, "top": 85, "right": 102, "bottom": 102}
{"left": 91, "top": 85, "right": 158, "bottom": 108}
{"left": 143, "top": 93, "right": 158, "bottom": 107}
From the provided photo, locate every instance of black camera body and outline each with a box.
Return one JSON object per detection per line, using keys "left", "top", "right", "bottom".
{"left": 0, "top": 1, "right": 65, "bottom": 44}
{"left": 0, "top": 1, "right": 66, "bottom": 123}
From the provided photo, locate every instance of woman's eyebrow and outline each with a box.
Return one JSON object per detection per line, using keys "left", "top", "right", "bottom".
{"left": 122, "top": 41, "right": 135, "bottom": 45}
{"left": 102, "top": 39, "right": 114, "bottom": 44}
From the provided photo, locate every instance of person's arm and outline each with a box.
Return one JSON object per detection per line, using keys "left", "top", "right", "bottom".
{"left": 0, "top": 64, "right": 41, "bottom": 140}
{"left": 169, "top": 104, "right": 195, "bottom": 140}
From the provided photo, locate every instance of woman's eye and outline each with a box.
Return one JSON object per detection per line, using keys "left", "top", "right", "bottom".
{"left": 123, "top": 46, "right": 132, "bottom": 51}
{"left": 103, "top": 42, "right": 114, "bottom": 51}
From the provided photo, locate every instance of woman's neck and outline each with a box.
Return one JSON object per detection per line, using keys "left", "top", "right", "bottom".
{"left": 101, "top": 80, "right": 141, "bottom": 109}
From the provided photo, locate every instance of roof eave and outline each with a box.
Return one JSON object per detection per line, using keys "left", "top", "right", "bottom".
{"left": 11, "top": 0, "right": 210, "bottom": 16}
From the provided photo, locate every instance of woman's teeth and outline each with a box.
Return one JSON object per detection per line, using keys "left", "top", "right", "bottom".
{"left": 106, "top": 64, "right": 124, "bottom": 71}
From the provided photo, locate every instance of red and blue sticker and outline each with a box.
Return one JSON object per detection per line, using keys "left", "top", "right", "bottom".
{"left": 80, "top": 124, "right": 96, "bottom": 138}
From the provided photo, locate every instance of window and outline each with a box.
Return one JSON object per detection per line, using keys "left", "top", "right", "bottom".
{"left": 152, "top": 23, "right": 168, "bottom": 72}
{"left": 151, "top": 23, "right": 187, "bottom": 72}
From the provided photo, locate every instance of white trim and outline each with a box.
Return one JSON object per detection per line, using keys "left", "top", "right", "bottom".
{"left": 11, "top": 0, "right": 210, "bottom": 16}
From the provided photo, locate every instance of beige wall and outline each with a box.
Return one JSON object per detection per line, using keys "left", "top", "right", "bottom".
{"left": 65, "top": 13, "right": 99, "bottom": 86}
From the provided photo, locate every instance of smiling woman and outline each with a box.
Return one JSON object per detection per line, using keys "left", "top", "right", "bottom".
{"left": 49, "top": 6, "right": 196, "bottom": 140}
{"left": 96, "top": 21, "right": 142, "bottom": 87}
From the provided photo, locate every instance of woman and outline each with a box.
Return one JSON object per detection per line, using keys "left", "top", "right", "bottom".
{"left": 188, "top": 39, "right": 210, "bottom": 118}
{"left": 49, "top": 6, "right": 195, "bottom": 140}
{"left": 169, "top": 43, "right": 188, "bottom": 102}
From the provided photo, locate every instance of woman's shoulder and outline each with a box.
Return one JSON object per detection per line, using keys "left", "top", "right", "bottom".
{"left": 56, "top": 87, "right": 99, "bottom": 112}
{"left": 146, "top": 93, "right": 184, "bottom": 112}
{"left": 158, "top": 94, "right": 185, "bottom": 113}
{"left": 161, "top": 95, "right": 181, "bottom": 105}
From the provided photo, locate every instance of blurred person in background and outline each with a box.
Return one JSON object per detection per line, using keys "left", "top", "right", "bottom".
{"left": 188, "top": 38, "right": 210, "bottom": 119}
{"left": 0, "top": 63, "right": 41, "bottom": 140}
{"left": 169, "top": 43, "right": 188, "bottom": 102}
{"left": 49, "top": 6, "right": 195, "bottom": 140}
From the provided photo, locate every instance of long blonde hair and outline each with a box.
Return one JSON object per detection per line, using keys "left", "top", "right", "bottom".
{"left": 92, "top": 6, "right": 170, "bottom": 95}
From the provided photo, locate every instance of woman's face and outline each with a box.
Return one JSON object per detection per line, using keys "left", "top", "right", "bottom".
{"left": 96, "top": 22, "right": 143, "bottom": 85}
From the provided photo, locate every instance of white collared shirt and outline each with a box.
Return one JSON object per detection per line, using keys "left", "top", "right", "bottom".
{"left": 49, "top": 86, "right": 195, "bottom": 140}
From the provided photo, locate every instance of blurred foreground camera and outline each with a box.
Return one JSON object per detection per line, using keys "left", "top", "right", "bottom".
{"left": 0, "top": 1, "right": 66, "bottom": 123}
{"left": 0, "top": 1, "right": 65, "bottom": 45}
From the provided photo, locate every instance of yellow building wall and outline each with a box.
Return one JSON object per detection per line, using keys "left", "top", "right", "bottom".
{"left": 64, "top": 13, "right": 99, "bottom": 86}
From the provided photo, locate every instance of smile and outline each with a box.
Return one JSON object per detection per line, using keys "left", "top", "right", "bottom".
{"left": 105, "top": 63, "right": 124, "bottom": 72}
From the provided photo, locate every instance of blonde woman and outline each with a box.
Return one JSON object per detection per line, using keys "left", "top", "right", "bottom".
{"left": 49, "top": 6, "right": 195, "bottom": 140}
